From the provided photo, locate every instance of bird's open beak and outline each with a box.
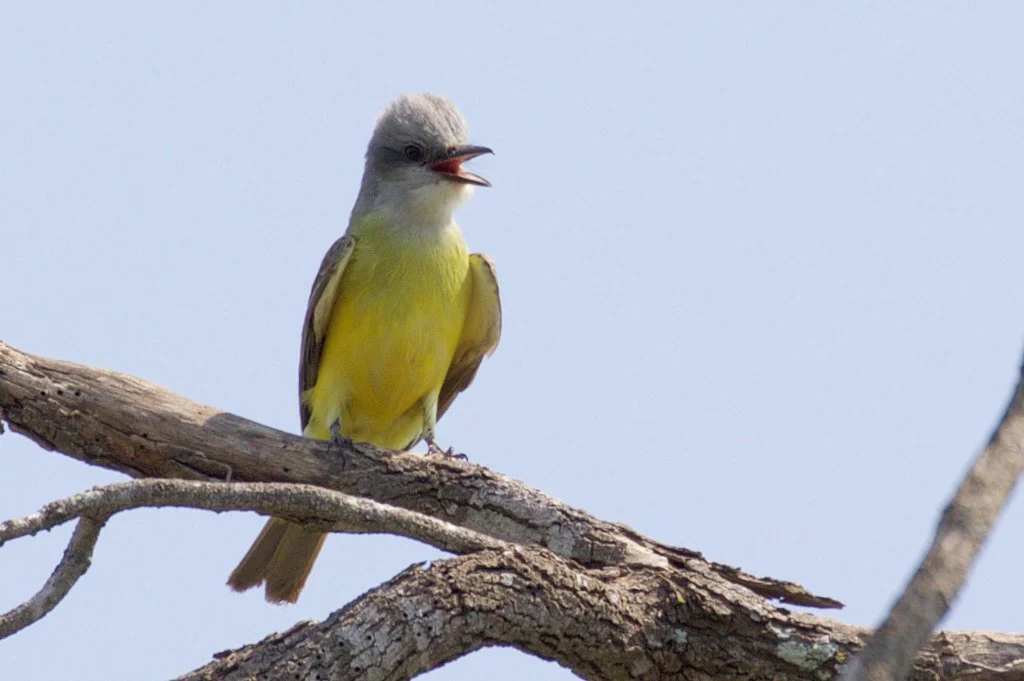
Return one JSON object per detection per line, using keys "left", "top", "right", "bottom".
{"left": 428, "top": 145, "right": 493, "bottom": 187}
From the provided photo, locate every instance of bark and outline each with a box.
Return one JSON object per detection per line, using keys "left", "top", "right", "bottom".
{"left": 179, "top": 548, "right": 1024, "bottom": 681}
{"left": 0, "top": 341, "right": 834, "bottom": 609}
{"left": 843, "top": 354, "right": 1024, "bottom": 681}
{"left": 0, "top": 515, "right": 105, "bottom": 639}
{"left": 3, "top": 340, "right": 1024, "bottom": 681}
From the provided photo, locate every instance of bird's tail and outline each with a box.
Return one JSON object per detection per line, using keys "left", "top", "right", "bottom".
{"left": 227, "top": 517, "right": 326, "bottom": 604}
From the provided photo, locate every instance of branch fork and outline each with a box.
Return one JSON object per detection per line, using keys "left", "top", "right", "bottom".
{"left": 3, "top": 340, "right": 1024, "bottom": 681}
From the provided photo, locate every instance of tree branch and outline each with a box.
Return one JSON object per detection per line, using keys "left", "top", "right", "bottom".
{"left": 8, "top": 340, "right": 1024, "bottom": 681}
{"left": 844, "top": 355, "right": 1024, "bottom": 681}
{"left": 0, "top": 341, "right": 838, "bottom": 609}
{"left": 0, "top": 515, "right": 106, "bottom": 640}
{"left": 0, "top": 479, "right": 505, "bottom": 638}
{"left": 0, "top": 479, "right": 506, "bottom": 555}
{"left": 177, "top": 547, "right": 1024, "bottom": 681}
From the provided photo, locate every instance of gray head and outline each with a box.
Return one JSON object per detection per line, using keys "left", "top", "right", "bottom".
{"left": 354, "top": 94, "right": 492, "bottom": 223}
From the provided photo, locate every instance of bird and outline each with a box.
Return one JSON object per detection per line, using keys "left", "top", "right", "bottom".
{"left": 226, "top": 93, "right": 501, "bottom": 603}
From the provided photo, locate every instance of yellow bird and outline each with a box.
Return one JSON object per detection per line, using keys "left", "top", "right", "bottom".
{"left": 227, "top": 94, "right": 501, "bottom": 603}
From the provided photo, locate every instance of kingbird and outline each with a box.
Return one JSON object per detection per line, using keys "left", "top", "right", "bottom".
{"left": 227, "top": 94, "right": 501, "bottom": 603}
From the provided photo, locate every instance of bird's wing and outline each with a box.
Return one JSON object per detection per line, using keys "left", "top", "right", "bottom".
{"left": 298, "top": 235, "right": 356, "bottom": 430}
{"left": 437, "top": 253, "right": 502, "bottom": 421}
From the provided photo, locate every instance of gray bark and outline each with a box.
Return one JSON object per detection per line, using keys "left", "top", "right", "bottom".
{"left": 3, "top": 341, "right": 1023, "bottom": 681}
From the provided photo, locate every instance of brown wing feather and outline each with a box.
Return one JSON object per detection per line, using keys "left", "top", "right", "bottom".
{"left": 437, "top": 253, "right": 502, "bottom": 421}
{"left": 298, "top": 235, "right": 355, "bottom": 430}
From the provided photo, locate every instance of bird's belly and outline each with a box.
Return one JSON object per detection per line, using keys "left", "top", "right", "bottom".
{"left": 343, "top": 313, "right": 452, "bottom": 423}
{"left": 307, "top": 275, "right": 467, "bottom": 449}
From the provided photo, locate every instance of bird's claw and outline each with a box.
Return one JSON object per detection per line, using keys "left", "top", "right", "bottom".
{"left": 327, "top": 420, "right": 353, "bottom": 470}
{"left": 426, "top": 441, "right": 468, "bottom": 461}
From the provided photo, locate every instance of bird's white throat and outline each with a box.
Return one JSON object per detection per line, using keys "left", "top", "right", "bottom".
{"left": 373, "top": 178, "right": 474, "bottom": 234}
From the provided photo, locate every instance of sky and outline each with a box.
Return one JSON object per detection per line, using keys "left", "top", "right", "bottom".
{"left": 1, "top": 3, "right": 1023, "bottom": 680}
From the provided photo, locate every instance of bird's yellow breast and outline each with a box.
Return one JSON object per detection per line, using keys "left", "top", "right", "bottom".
{"left": 305, "top": 216, "right": 471, "bottom": 449}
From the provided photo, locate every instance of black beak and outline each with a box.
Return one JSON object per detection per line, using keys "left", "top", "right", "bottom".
{"left": 428, "top": 145, "right": 494, "bottom": 187}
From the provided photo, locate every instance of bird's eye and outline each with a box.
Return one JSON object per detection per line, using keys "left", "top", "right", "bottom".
{"left": 403, "top": 144, "right": 424, "bottom": 161}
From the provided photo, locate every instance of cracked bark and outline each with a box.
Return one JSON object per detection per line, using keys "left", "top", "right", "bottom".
{"left": 4, "top": 340, "right": 1024, "bottom": 681}
{"left": 0, "top": 341, "right": 833, "bottom": 609}
{"left": 181, "top": 548, "right": 1024, "bottom": 681}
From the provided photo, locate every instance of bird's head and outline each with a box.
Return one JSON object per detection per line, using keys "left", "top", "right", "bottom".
{"left": 359, "top": 94, "right": 492, "bottom": 224}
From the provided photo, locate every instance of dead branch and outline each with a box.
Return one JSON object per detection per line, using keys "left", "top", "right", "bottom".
{"left": 5, "top": 340, "right": 1024, "bottom": 681}
{"left": 0, "top": 478, "right": 505, "bottom": 554}
{"left": 843, "top": 355, "right": 1024, "bottom": 681}
{"left": 0, "top": 515, "right": 106, "bottom": 639}
{"left": 0, "top": 340, "right": 837, "bottom": 609}
{"left": 0, "top": 479, "right": 504, "bottom": 638}
{"left": 177, "top": 547, "right": 1024, "bottom": 681}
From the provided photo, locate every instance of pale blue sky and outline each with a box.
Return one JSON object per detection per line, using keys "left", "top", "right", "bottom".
{"left": 2, "top": 3, "right": 1023, "bottom": 680}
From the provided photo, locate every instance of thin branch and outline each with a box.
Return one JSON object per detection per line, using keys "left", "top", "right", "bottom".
{"left": 4, "top": 343, "right": 1024, "bottom": 680}
{"left": 0, "top": 341, "right": 839, "bottom": 609}
{"left": 0, "top": 479, "right": 507, "bottom": 554}
{"left": 0, "top": 479, "right": 505, "bottom": 639}
{"left": 844, "top": 355, "right": 1024, "bottom": 681}
{"left": 0, "top": 515, "right": 107, "bottom": 640}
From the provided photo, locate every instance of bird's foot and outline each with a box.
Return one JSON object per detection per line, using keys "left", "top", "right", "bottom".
{"left": 327, "top": 420, "right": 354, "bottom": 470}
{"left": 425, "top": 439, "right": 469, "bottom": 461}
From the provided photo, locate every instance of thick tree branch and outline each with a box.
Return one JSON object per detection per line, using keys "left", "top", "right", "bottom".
{"left": 0, "top": 341, "right": 838, "bottom": 609}
{"left": 845, "top": 356, "right": 1024, "bottom": 681}
{"left": 178, "top": 547, "right": 1024, "bottom": 681}
{"left": 8, "top": 341, "right": 1024, "bottom": 681}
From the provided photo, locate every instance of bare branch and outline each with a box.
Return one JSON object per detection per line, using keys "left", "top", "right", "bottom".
{"left": 4, "top": 339, "right": 1024, "bottom": 680}
{"left": 176, "top": 547, "right": 1024, "bottom": 681}
{"left": 0, "top": 479, "right": 506, "bottom": 555}
{"left": 0, "top": 515, "right": 106, "bottom": 640}
{"left": 0, "top": 340, "right": 838, "bottom": 609}
{"left": 0, "top": 478, "right": 507, "bottom": 638}
{"left": 844, "top": 356, "right": 1024, "bottom": 681}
